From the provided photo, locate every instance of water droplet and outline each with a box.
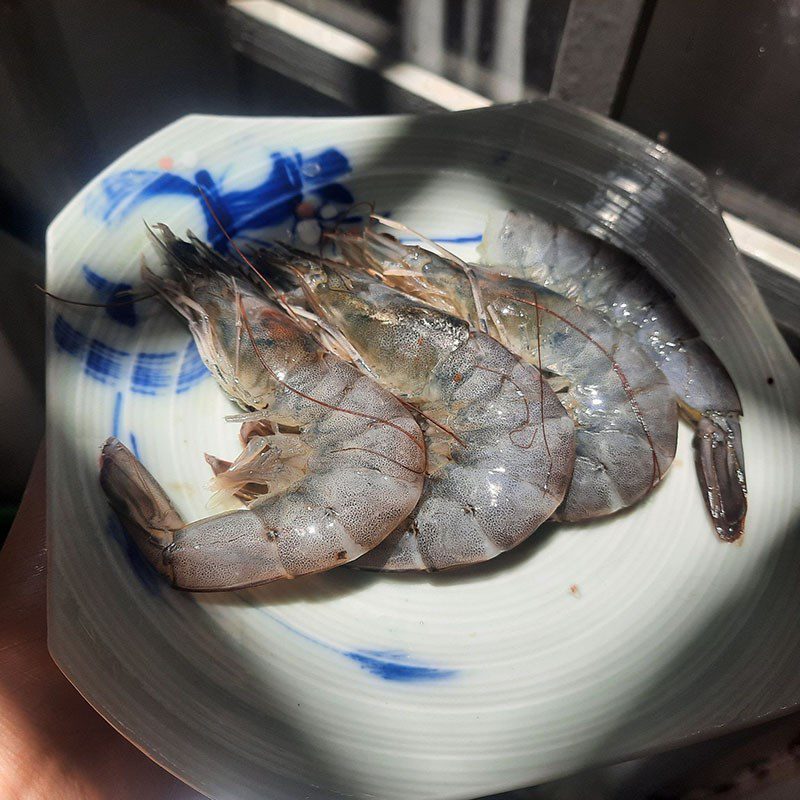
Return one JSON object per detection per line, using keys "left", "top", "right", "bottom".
{"left": 301, "top": 162, "right": 322, "bottom": 178}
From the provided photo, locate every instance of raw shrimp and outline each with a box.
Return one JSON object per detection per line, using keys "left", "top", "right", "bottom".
{"left": 480, "top": 210, "right": 746, "bottom": 540}
{"left": 333, "top": 228, "right": 678, "bottom": 521}
{"left": 258, "top": 251, "right": 576, "bottom": 571}
{"left": 99, "top": 227, "right": 426, "bottom": 590}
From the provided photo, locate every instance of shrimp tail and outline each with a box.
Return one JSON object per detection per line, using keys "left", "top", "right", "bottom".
{"left": 100, "top": 437, "right": 181, "bottom": 584}
{"left": 100, "top": 436, "right": 316, "bottom": 591}
{"left": 694, "top": 413, "right": 747, "bottom": 541}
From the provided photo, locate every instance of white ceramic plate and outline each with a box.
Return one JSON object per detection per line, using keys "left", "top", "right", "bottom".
{"left": 47, "top": 102, "right": 800, "bottom": 800}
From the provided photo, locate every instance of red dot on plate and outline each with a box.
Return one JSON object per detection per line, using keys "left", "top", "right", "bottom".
{"left": 295, "top": 201, "right": 316, "bottom": 219}
{"left": 158, "top": 156, "right": 174, "bottom": 170}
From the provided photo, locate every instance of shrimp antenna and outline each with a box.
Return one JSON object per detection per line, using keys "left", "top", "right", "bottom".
{"left": 369, "top": 214, "right": 490, "bottom": 335}
{"left": 332, "top": 200, "right": 376, "bottom": 236}
{"left": 193, "top": 183, "right": 307, "bottom": 329}
{"left": 370, "top": 214, "right": 467, "bottom": 266}
{"left": 36, "top": 284, "right": 156, "bottom": 308}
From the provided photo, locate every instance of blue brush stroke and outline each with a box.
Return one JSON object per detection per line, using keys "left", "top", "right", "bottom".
{"left": 107, "top": 516, "right": 161, "bottom": 596}
{"left": 55, "top": 317, "right": 131, "bottom": 386}
{"left": 110, "top": 390, "right": 139, "bottom": 457}
{"left": 112, "top": 391, "right": 123, "bottom": 438}
{"left": 53, "top": 314, "right": 87, "bottom": 355}
{"left": 85, "top": 339, "right": 129, "bottom": 385}
{"left": 344, "top": 650, "right": 457, "bottom": 682}
{"left": 176, "top": 338, "right": 208, "bottom": 393}
{"left": 88, "top": 170, "right": 197, "bottom": 224}
{"left": 55, "top": 314, "right": 122, "bottom": 385}
{"left": 264, "top": 610, "right": 456, "bottom": 683}
{"left": 131, "top": 351, "right": 178, "bottom": 395}
{"left": 82, "top": 265, "right": 137, "bottom": 327}
{"left": 53, "top": 315, "right": 209, "bottom": 395}
{"left": 435, "top": 234, "right": 483, "bottom": 244}
{"left": 86, "top": 148, "right": 354, "bottom": 253}
{"left": 399, "top": 234, "right": 483, "bottom": 245}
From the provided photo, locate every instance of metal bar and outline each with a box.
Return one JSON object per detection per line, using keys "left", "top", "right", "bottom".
{"left": 280, "top": 0, "right": 396, "bottom": 49}
{"left": 401, "top": 0, "right": 446, "bottom": 74}
{"left": 723, "top": 212, "right": 800, "bottom": 285}
{"left": 460, "top": 0, "right": 482, "bottom": 88}
{"left": 550, "top": 0, "right": 645, "bottom": 114}
{"left": 491, "top": 0, "right": 530, "bottom": 102}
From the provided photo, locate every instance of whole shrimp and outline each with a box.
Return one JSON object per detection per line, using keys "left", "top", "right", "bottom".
{"left": 480, "top": 210, "right": 746, "bottom": 540}
{"left": 99, "top": 227, "right": 426, "bottom": 590}
{"left": 258, "top": 250, "right": 576, "bottom": 571}
{"left": 332, "top": 227, "right": 678, "bottom": 521}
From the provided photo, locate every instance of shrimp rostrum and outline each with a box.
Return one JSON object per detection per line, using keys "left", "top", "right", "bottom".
{"left": 99, "top": 227, "right": 425, "bottom": 591}
{"left": 332, "top": 227, "right": 678, "bottom": 522}
{"left": 257, "top": 250, "right": 576, "bottom": 572}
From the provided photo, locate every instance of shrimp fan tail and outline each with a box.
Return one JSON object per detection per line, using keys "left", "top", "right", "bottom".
{"left": 694, "top": 412, "right": 747, "bottom": 541}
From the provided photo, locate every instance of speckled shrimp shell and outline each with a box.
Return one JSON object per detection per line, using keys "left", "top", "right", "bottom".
{"left": 99, "top": 228, "right": 425, "bottom": 591}
{"left": 257, "top": 252, "right": 576, "bottom": 571}
{"left": 332, "top": 229, "right": 678, "bottom": 522}
{"left": 480, "top": 210, "right": 746, "bottom": 541}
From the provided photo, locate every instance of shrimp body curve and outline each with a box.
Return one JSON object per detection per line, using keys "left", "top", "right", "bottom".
{"left": 480, "top": 210, "right": 746, "bottom": 540}
{"left": 99, "top": 229, "right": 425, "bottom": 590}
{"left": 259, "top": 253, "right": 576, "bottom": 571}
{"left": 333, "top": 230, "right": 677, "bottom": 521}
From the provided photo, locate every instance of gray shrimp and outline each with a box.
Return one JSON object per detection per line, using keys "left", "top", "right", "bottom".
{"left": 479, "top": 210, "right": 746, "bottom": 541}
{"left": 258, "top": 250, "right": 576, "bottom": 572}
{"left": 332, "top": 227, "right": 678, "bottom": 521}
{"left": 99, "top": 227, "right": 426, "bottom": 590}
